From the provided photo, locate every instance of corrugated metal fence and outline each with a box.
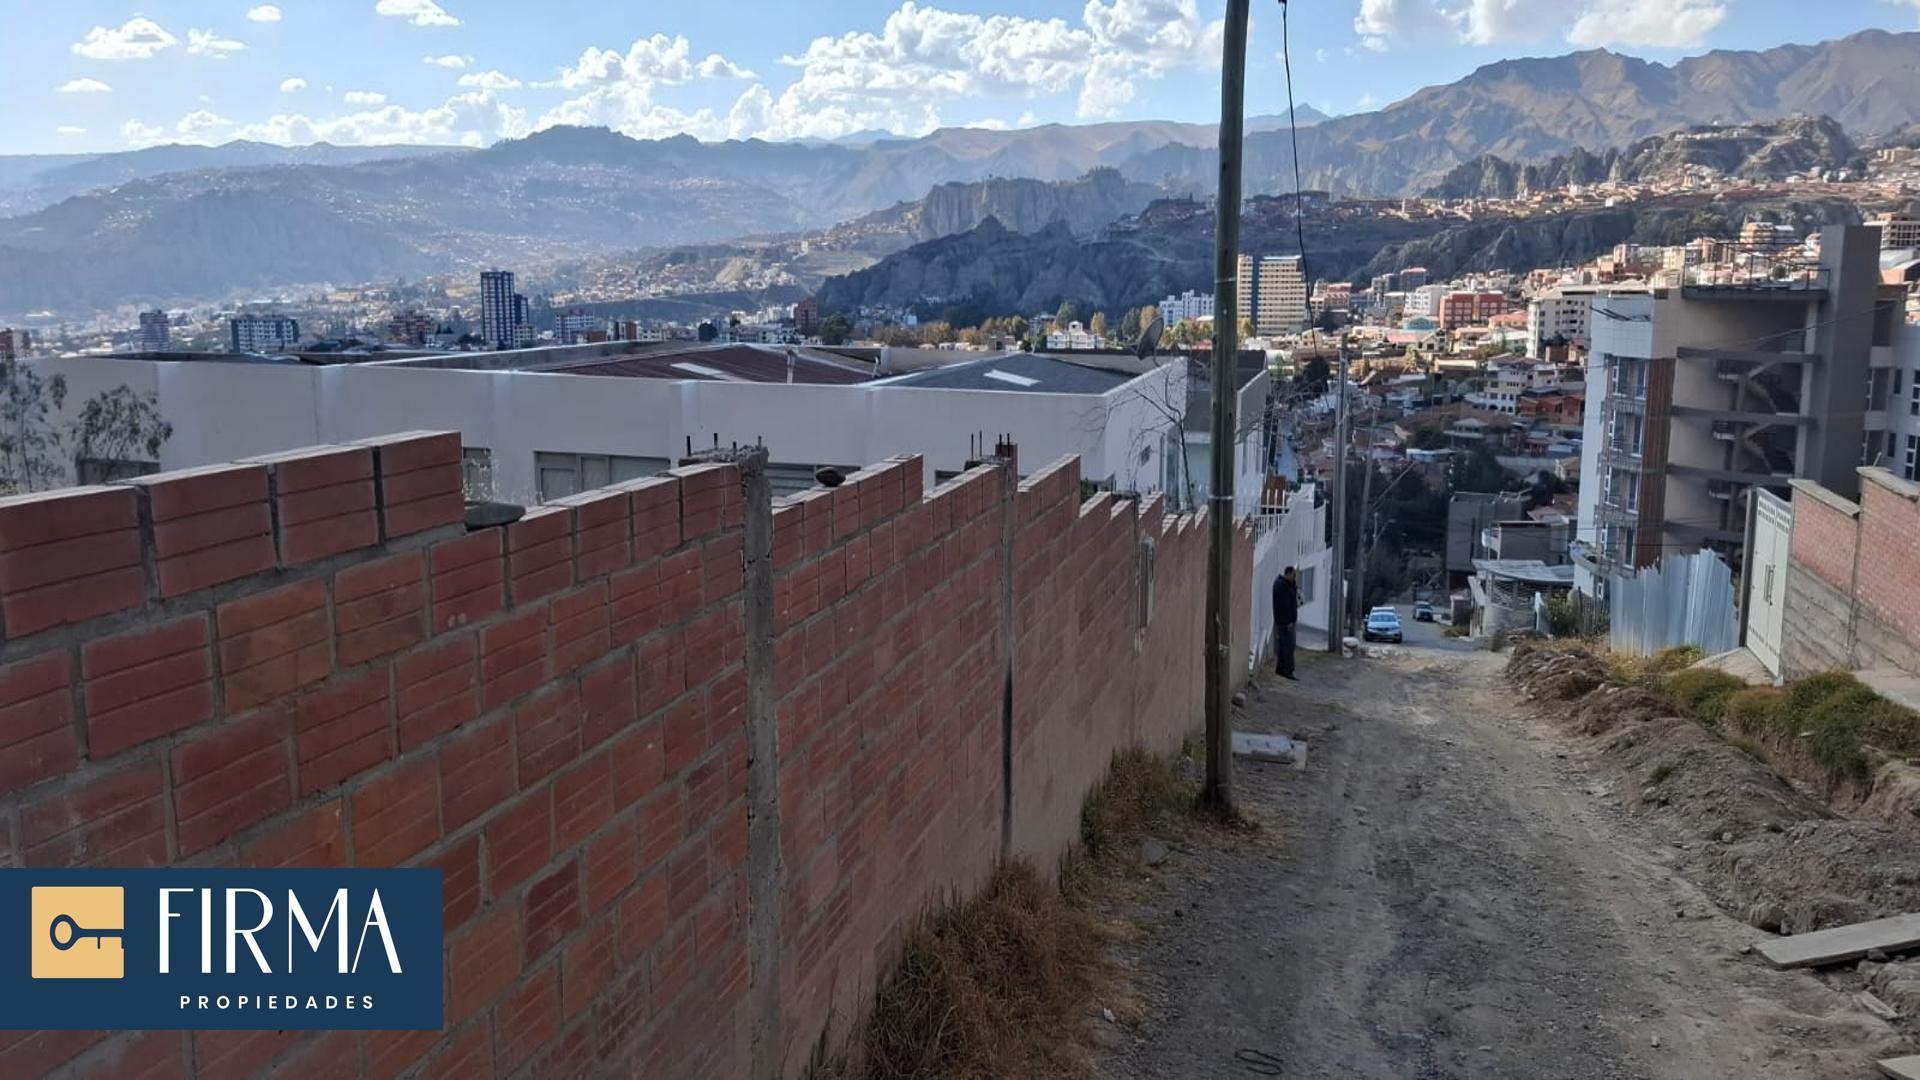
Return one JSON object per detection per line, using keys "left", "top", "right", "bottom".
{"left": 1608, "top": 550, "right": 1739, "bottom": 657}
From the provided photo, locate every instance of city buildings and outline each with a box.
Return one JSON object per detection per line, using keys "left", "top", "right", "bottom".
{"left": 1869, "top": 210, "right": 1920, "bottom": 251}
{"left": 137, "top": 310, "right": 171, "bottom": 352}
{"left": 1574, "top": 224, "right": 1895, "bottom": 588}
{"left": 1158, "top": 289, "right": 1215, "bottom": 325}
{"left": 480, "top": 269, "right": 532, "bottom": 349}
{"left": 386, "top": 310, "right": 437, "bottom": 346}
{"left": 793, "top": 296, "right": 819, "bottom": 334}
{"left": 1045, "top": 320, "right": 1104, "bottom": 350}
{"left": 0, "top": 328, "right": 29, "bottom": 361}
{"left": 1237, "top": 254, "right": 1307, "bottom": 335}
{"left": 228, "top": 314, "right": 301, "bottom": 354}
{"left": 554, "top": 308, "right": 598, "bottom": 346}
{"left": 1437, "top": 291, "right": 1508, "bottom": 331}
{"left": 1526, "top": 285, "right": 1647, "bottom": 357}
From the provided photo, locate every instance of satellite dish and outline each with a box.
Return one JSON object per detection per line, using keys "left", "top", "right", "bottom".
{"left": 1134, "top": 315, "right": 1166, "bottom": 360}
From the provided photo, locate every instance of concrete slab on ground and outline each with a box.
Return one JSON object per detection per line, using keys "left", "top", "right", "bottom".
{"left": 1858, "top": 669, "right": 1920, "bottom": 716}
{"left": 1878, "top": 1055, "right": 1920, "bottom": 1079}
{"left": 1756, "top": 912, "right": 1920, "bottom": 970}
{"left": 1233, "top": 732, "right": 1306, "bottom": 769}
{"left": 1693, "top": 647, "right": 1772, "bottom": 685}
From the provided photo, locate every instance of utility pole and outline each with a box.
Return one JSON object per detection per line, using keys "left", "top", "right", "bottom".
{"left": 1202, "top": 0, "right": 1250, "bottom": 812}
{"left": 1350, "top": 401, "right": 1375, "bottom": 639}
{"left": 1326, "top": 342, "right": 1347, "bottom": 653}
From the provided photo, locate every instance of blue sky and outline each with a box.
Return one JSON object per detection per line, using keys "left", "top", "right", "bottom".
{"left": 5, "top": 0, "right": 1919, "bottom": 155}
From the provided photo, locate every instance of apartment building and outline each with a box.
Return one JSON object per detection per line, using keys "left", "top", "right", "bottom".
{"left": 1159, "top": 289, "right": 1215, "bottom": 325}
{"left": 1527, "top": 285, "right": 1647, "bottom": 357}
{"left": 228, "top": 314, "right": 300, "bottom": 354}
{"left": 1237, "top": 254, "right": 1307, "bottom": 335}
{"left": 137, "top": 309, "right": 171, "bottom": 352}
{"left": 1869, "top": 210, "right": 1920, "bottom": 251}
{"left": 1437, "top": 291, "right": 1508, "bottom": 331}
{"left": 1575, "top": 225, "right": 1897, "bottom": 588}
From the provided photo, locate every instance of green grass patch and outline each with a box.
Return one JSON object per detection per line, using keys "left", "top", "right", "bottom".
{"left": 1661, "top": 668, "right": 1746, "bottom": 729}
{"left": 1648, "top": 761, "right": 1678, "bottom": 785}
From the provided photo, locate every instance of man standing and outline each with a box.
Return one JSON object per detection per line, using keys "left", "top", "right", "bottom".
{"left": 1273, "top": 565, "right": 1299, "bottom": 681}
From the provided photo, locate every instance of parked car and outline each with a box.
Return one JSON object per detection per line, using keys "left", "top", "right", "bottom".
{"left": 1364, "top": 609, "right": 1403, "bottom": 643}
{"left": 1414, "top": 601, "right": 1434, "bottom": 622}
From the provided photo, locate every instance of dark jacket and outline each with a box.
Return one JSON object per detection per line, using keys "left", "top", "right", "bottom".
{"left": 1273, "top": 574, "right": 1299, "bottom": 627}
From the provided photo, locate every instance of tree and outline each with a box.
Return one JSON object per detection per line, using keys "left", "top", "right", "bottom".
{"left": 1408, "top": 426, "right": 1447, "bottom": 450}
{"left": 1089, "top": 311, "right": 1110, "bottom": 340}
{"left": 819, "top": 313, "right": 853, "bottom": 346}
{"left": 1118, "top": 308, "right": 1141, "bottom": 343}
{"left": 1239, "top": 316, "right": 1256, "bottom": 342}
{"left": 0, "top": 359, "right": 67, "bottom": 495}
{"left": 1140, "top": 303, "right": 1159, "bottom": 332}
{"left": 1299, "top": 356, "right": 1332, "bottom": 396}
{"left": 68, "top": 385, "right": 172, "bottom": 483}
{"left": 1449, "top": 443, "right": 1511, "bottom": 494}
{"left": 697, "top": 322, "right": 719, "bottom": 342}
{"left": 1056, "top": 301, "right": 1078, "bottom": 325}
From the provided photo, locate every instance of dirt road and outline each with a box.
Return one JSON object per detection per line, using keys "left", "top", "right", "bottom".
{"left": 1097, "top": 633, "right": 1897, "bottom": 1079}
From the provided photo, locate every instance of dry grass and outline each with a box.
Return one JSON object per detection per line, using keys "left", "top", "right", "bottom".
{"left": 818, "top": 744, "right": 1207, "bottom": 1080}
{"left": 853, "top": 860, "right": 1106, "bottom": 1080}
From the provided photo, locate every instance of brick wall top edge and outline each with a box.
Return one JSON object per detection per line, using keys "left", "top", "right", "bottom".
{"left": 1017, "top": 456, "right": 1079, "bottom": 494}
{"left": 1859, "top": 466, "right": 1920, "bottom": 504}
{"left": 1790, "top": 478, "right": 1861, "bottom": 518}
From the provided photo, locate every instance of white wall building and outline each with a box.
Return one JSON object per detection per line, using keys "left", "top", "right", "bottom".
{"left": 32, "top": 352, "right": 1190, "bottom": 509}
{"left": 1158, "top": 290, "right": 1215, "bottom": 325}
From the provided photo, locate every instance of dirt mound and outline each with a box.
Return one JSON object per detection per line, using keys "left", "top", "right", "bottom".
{"left": 1507, "top": 643, "right": 1609, "bottom": 702}
{"left": 1605, "top": 717, "right": 1825, "bottom": 839}
{"left": 1708, "top": 819, "right": 1920, "bottom": 935}
{"left": 1572, "top": 684, "right": 1677, "bottom": 735}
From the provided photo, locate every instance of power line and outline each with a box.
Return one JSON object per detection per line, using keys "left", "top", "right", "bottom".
{"left": 1277, "top": 0, "right": 1310, "bottom": 295}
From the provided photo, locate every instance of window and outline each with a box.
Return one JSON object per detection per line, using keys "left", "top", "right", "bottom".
{"left": 1911, "top": 382, "right": 1920, "bottom": 418}
{"left": 1908, "top": 435, "right": 1919, "bottom": 482}
{"left": 535, "top": 452, "right": 669, "bottom": 502}
{"left": 1296, "top": 566, "right": 1316, "bottom": 604}
{"left": 462, "top": 448, "right": 494, "bottom": 501}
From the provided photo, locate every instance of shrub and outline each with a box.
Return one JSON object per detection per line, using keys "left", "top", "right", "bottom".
{"left": 1651, "top": 645, "right": 1705, "bottom": 673}
{"left": 1862, "top": 697, "right": 1920, "bottom": 757}
{"left": 1725, "top": 687, "right": 1786, "bottom": 737}
{"left": 1662, "top": 668, "right": 1746, "bottom": 729}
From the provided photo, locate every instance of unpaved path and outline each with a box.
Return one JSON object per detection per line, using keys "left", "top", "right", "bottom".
{"left": 1097, "top": 639, "right": 1898, "bottom": 1080}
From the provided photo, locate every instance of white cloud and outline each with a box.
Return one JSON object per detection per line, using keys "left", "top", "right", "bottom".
{"left": 344, "top": 90, "right": 388, "bottom": 105}
{"left": 1456, "top": 0, "right": 1565, "bottom": 44}
{"left": 1356, "top": 91, "right": 1381, "bottom": 110}
{"left": 1314, "top": 48, "right": 1330, "bottom": 63}
{"left": 246, "top": 5, "right": 283, "bottom": 22}
{"left": 56, "top": 78, "right": 114, "bottom": 94}
{"left": 423, "top": 53, "right": 472, "bottom": 68}
{"left": 721, "top": 0, "right": 1222, "bottom": 141}
{"left": 1567, "top": 0, "right": 1727, "bottom": 47}
{"left": 697, "top": 54, "right": 757, "bottom": 80}
{"left": 129, "top": 90, "right": 530, "bottom": 149}
{"left": 376, "top": 0, "right": 460, "bottom": 27}
{"left": 457, "top": 70, "right": 522, "bottom": 90}
{"left": 71, "top": 17, "right": 179, "bottom": 60}
{"left": 534, "top": 34, "right": 763, "bottom": 139}
{"left": 1354, "top": 0, "right": 1725, "bottom": 50}
{"left": 57, "top": 126, "right": 87, "bottom": 137}
{"left": 187, "top": 29, "right": 249, "bottom": 57}
{"left": 281, "top": 76, "right": 308, "bottom": 92}
{"left": 121, "top": 119, "right": 171, "bottom": 146}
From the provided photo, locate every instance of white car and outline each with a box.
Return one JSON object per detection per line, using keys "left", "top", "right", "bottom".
{"left": 1363, "top": 609, "right": 1403, "bottom": 643}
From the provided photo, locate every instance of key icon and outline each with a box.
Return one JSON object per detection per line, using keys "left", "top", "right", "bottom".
{"left": 48, "top": 913, "right": 124, "bottom": 951}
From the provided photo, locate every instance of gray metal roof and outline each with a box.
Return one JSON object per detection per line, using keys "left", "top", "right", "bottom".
{"left": 1472, "top": 559, "right": 1576, "bottom": 587}
{"left": 873, "top": 352, "right": 1136, "bottom": 394}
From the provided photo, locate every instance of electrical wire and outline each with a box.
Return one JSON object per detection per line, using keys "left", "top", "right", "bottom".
{"left": 1277, "top": 0, "right": 1311, "bottom": 295}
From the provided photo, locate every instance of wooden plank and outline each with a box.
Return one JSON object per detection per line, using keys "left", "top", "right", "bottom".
{"left": 1756, "top": 913, "right": 1920, "bottom": 970}
{"left": 1877, "top": 1055, "right": 1920, "bottom": 1079}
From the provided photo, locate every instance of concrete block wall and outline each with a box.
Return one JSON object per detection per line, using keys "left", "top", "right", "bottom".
{"left": 0, "top": 431, "right": 1249, "bottom": 1080}
{"left": 1782, "top": 470, "right": 1920, "bottom": 679}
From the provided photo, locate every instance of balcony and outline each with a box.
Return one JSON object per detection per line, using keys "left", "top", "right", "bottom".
{"left": 1681, "top": 262, "right": 1829, "bottom": 301}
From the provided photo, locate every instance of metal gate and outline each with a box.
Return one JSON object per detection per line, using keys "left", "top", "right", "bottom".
{"left": 1746, "top": 489, "right": 1791, "bottom": 677}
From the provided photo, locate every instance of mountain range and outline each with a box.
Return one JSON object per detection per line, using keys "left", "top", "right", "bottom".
{"left": 4, "top": 30, "right": 1920, "bottom": 317}
{"left": 1421, "top": 115, "right": 1865, "bottom": 199}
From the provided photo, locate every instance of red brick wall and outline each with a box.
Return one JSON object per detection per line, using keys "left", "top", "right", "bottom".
{"left": 1788, "top": 482, "right": 1860, "bottom": 592}
{"left": 1850, "top": 475, "right": 1920, "bottom": 651}
{"left": 0, "top": 432, "right": 1248, "bottom": 1079}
